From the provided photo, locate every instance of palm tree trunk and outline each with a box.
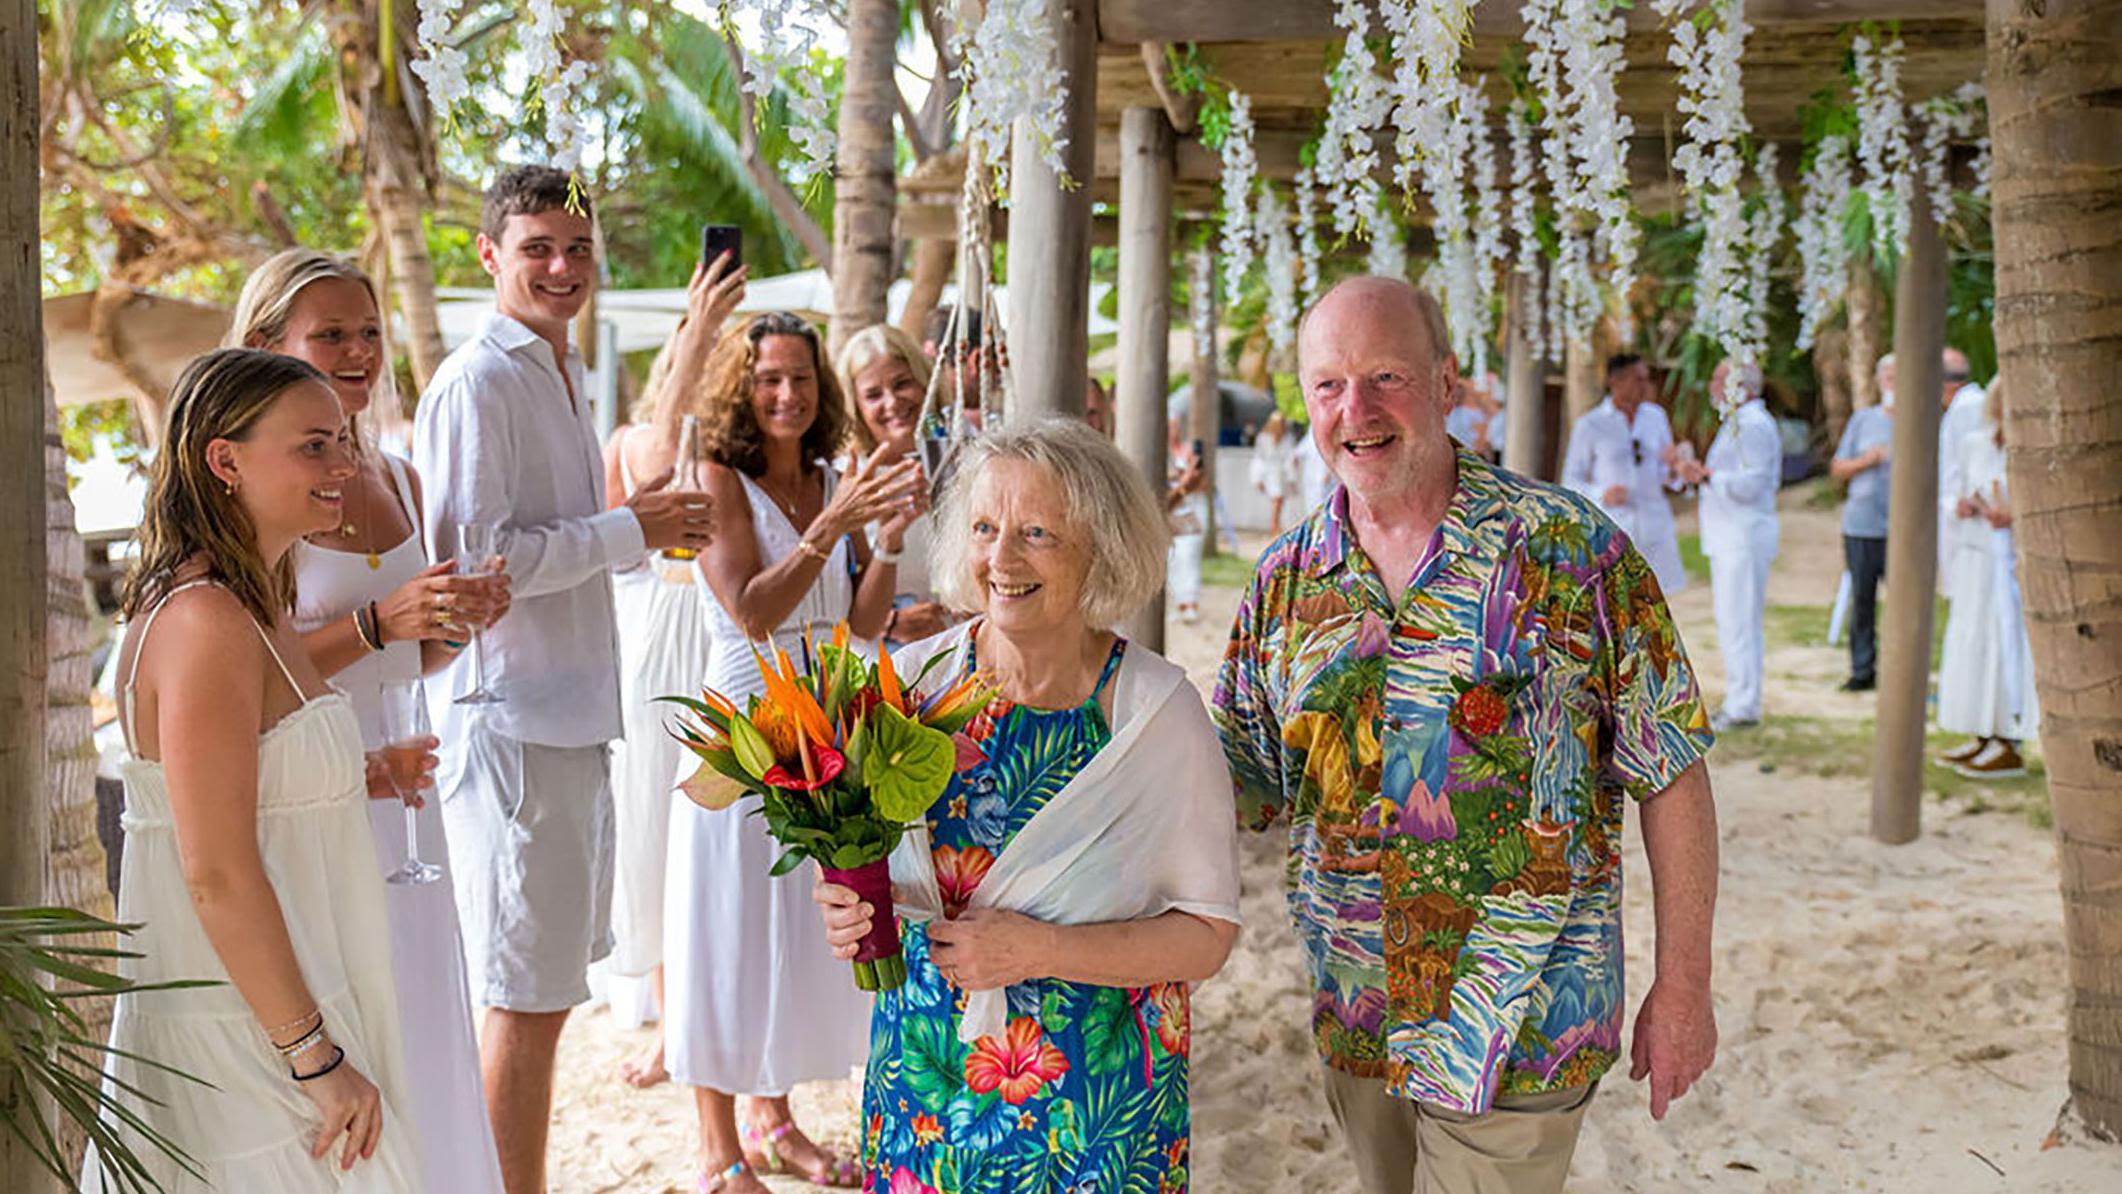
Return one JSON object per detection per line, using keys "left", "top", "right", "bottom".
{"left": 1846, "top": 257, "right": 1884, "bottom": 410}
{"left": 830, "top": 0, "right": 900, "bottom": 360}
{"left": 1988, "top": 0, "right": 2122, "bottom": 1143}
{"left": 1814, "top": 325, "right": 1853, "bottom": 451}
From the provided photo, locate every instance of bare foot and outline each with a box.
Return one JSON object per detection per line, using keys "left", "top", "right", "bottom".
{"left": 617, "top": 1034, "right": 667, "bottom": 1089}
{"left": 743, "top": 1120, "right": 860, "bottom": 1188}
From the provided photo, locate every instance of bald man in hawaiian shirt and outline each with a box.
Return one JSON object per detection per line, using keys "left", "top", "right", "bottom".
{"left": 1214, "top": 278, "right": 1721, "bottom": 1194}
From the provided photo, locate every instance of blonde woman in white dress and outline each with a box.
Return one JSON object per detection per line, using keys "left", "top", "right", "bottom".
{"left": 664, "top": 311, "right": 923, "bottom": 1193}
{"left": 600, "top": 252, "right": 747, "bottom": 1088}
{"left": 222, "top": 249, "right": 512, "bottom": 1194}
{"left": 836, "top": 323, "right": 954, "bottom": 650}
{"left": 86, "top": 348, "right": 420, "bottom": 1192}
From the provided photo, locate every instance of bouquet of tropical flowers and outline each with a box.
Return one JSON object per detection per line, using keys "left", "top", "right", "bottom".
{"left": 662, "top": 625, "right": 995, "bottom": 991}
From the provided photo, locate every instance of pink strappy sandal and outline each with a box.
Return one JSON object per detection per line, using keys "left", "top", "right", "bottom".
{"left": 698, "top": 1159, "right": 752, "bottom": 1194}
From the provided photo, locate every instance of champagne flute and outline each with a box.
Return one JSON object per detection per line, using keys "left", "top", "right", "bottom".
{"left": 454, "top": 522, "right": 503, "bottom": 705}
{"left": 378, "top": 679, "right": 441, "bottom": 886}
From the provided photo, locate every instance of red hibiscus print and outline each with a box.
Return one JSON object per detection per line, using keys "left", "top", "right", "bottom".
{"left": 1450, "top": 685, "right": 1509, "bottom": 739}
{"left": 932, "top": 845, "right": 995, "bottom": 916}
{"left": 1152, "top": 984, "right": 1191, "bottom": 1058}
{"left": 963, "top": 1018, "right": 1071, "bottom": 1104}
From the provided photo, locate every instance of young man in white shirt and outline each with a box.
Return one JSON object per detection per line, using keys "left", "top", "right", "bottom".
{"left": 1561, "top": 352, "right": 1688, "bottom": 593}
{"left": 414, "top": 166, "right": 711, "bottom": 1194}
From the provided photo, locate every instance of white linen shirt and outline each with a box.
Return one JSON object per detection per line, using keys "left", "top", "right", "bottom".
{"left": 1698, "top": 398, "right": 1782, "bottom": 561}
{"left": 1937, "top": 384, "right": 1989, "bottom": 600}
{"left": 413, "top": 311, "right": 645, "bottom": 747}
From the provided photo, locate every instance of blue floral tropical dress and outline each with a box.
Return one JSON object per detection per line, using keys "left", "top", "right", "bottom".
{"left": 862, "top": 636, "right": 1194, "bottom": 1194}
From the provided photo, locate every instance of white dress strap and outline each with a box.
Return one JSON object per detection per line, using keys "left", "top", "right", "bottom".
{"left": 121, "top": 580, "right": 307, "bottom": 755}
{"left": 381, "top": 453, "right": 422, "bottom": 545}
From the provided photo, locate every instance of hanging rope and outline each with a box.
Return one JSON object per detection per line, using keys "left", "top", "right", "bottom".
{"left": 915, "top": 139, "right": 1016, "bottom": 486}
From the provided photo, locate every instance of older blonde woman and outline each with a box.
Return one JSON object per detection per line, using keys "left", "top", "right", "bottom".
{"left": 835, "top": 323, "right": 953, "bottom": 647}
{"left": 814, "top": 419, "right": 1242, "bottom": 1193}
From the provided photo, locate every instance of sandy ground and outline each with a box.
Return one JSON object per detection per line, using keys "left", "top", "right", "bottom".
{"left": 546, "top": 488, "right": 2118, "bottom": 1193}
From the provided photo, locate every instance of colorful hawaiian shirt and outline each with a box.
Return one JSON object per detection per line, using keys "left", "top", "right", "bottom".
{"left": 864, "top": 639, "right": 1194, "bottom": 1194}
{"left": 1212, "top": 450, "right": 1713, "bottom": 1114}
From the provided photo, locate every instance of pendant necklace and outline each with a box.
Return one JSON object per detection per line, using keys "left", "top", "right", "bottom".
{"left": 342, "top": 462, "right": 380, "bottom": 569}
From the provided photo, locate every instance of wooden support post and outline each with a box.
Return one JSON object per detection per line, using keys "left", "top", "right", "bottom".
{"left": 1003, "top": 0, "right": 1097, "bottom": 423}
{"left": 1188, "top": 246, "right": 1221, "bottom": 547}
{"left": 1871, "top": 191, "right": 1947, "bottom": 845}
{"left": 3, "top": 0, "right": 55, "bottom": 1186}
{"left": 1503, "top": 273, "right": 1543, "bottom": 478}
{"left": 1116, "top": 107, "right": 1173, "bottom": 650}
{"left": 830, "top": 0, "right": 901, "bottom": 362}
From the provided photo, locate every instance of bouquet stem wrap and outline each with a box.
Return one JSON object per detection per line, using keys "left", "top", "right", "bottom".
{"left": 821, "top": 858, "right": 905, "bottom": 991}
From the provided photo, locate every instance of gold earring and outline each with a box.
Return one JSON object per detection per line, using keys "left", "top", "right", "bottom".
{"left": 224, "top": 480, "right": 236, "bottom": 496}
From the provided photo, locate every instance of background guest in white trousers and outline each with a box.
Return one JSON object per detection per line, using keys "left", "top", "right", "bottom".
{"left": 1677, "top": 360, "right": 1781, "bottom": 731}
{"left": 1561, "top": 352, "right": 1688, "bottom": 594}
{"left": 1936, "top": 379, "right": 2036, "bottom": 777}
{"left": 413, "top": 166, "right": 711, "bottom": 1194}
{"left": 599, "top": 252, "right": 749, "bottom": 1089}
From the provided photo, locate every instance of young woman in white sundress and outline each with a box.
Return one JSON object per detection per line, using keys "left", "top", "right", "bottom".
{"left": 85, "top": 349, "right": 420, "bottom": 1192}
{"left": 223, "top": 249, "right": 512, "bottom": 1194}
{"left": 665, "top": 311, "right": 925, "bottom": 1193}
{"left": 599, "top": 252, "right": 748, "bottom": 1088}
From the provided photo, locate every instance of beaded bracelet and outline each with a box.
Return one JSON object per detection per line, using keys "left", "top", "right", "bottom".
{"left": 796, "top": 538, "right": 832, "bottom": 564}
{"left": 276, "top": 1020, "right": 329, "bottom": 1060}
{"left": 292, "top": 1045, "right": 346, "bottom": 1083}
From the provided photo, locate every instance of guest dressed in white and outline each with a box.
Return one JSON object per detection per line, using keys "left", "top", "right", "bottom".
{"left": 1936, "top": 379, "right": 2036, "bottom": 777}
{"left": 1677, "top": 360, "right": 1781, "bottom": 730}
{"left": 229, "top": 248, "right": 511, "bottom": 1194}
{"left": 87, "top": 349, "right": 420, "bottom": 1192}
{"left": 599, "top": 251, "right": 749, "bottom": 1089}
{"left": 835, "top": 322, "right": 956, "bottom": 650}
{"left": 411, "top": 167, "right": 711, "bottom": 1194}
{"left": 1561, "top": 352, "right": 1688, "bottom": 593}
{"left": 667, "top": 311, "right": 922, "bottom": 1193}
{"left": 1935, "top": 350, "right": 1985, "bottom": 601}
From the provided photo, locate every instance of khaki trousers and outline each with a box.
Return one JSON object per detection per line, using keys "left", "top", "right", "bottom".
{"left": 1322, "top": 1069, "right": 1597, "bottom": 1194}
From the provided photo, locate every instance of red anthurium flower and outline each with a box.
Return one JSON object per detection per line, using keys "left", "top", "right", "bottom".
{"left": 763, "top": 743, "right": 845, "bottom": 791}
{"left": 963, "top": 1019, "right": 1070, "bottom": 1105}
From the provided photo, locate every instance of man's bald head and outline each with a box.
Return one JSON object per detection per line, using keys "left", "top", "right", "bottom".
{"left": 1298, "top": 276, "right": 1451, "bottom": 375}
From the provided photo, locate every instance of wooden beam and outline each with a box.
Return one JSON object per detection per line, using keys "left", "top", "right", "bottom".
{"left": 1138, "top": 42, "right": 1200, "bottom": 136}
{"left": 1097, "top": 0, "right": 1984, "bottom": 43}
{"left": 1116, "top": 107, "right": 1174, "bottom": 648}
{"left": 1871, "top": 188, "right": 1948, "bottom": 846}
{"left": 2, "top": 0, "right": 55, "bottom": 1189}
{"left": 1006, "top": 0, "right": 1099, "bottom": 423}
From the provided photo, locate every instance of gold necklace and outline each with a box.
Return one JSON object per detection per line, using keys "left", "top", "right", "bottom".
{"left": 338, "top": 457, "right": 380, "bottom": 569}
{"left": 759, "top": 472, "right": 805, "bottom": 518}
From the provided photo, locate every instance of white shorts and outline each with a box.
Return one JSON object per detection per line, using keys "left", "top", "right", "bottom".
{"left": 438, "top": 721, "right": 615, "bottom": 1013}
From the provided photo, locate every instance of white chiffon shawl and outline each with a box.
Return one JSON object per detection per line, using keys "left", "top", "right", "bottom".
{"left": 887, "top": 624, "right": 1244, "bottom": 1042}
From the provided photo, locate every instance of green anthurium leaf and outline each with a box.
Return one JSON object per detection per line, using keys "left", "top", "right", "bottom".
{"left": 862, "top": 702, "right": 956, "bottom": 822}
{"left": 769, "top": 848, "right": 809, "bottom": 877}
{"left": 844, "top": 718, "right": 869, "bottom": 776}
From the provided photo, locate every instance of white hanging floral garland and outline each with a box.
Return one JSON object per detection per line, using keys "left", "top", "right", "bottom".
{"left": 1793, "top": 133, "right": 1853, "bottom": 351}
{"left": 1258, "top": 184, "right": 1300, "bottom": 363}
{"left": 1916, "top": 82, "right": 1987, "bottom": 221}
{"left": 1467, "top": 82, "right": 1506, "bottom": 380}
{"left": 1659, "top": 0, "right": 1757, "bottom": 364}
{"left": 1293, "top": 168, "right": 1324, "bottom": 311}
{"left": 1523, "top": 0, "right": 1636, "bottom": 347}
{"left": 1218, "top": 90, "right": 1259, "bottom": 306}
{"left": 1744, "top": 143, "right": 1786, "bottom": 363}
{"left": 1852, "top": 31, "right": 1914, "bottom": 258}
{"left": 1363, "top": 182, "right": 1406, "bottom": 281}
{"left": 1505, "top": 98, "right": 1545, "bottom": 362}
{"left": 719, "top": 0, "right": 839, "bottom": 183}
{"left": 410, "top": 0, "right": 472, "bottom": 118}
{"left": 951, "top": 0, "right": 1074, "bottom": 191}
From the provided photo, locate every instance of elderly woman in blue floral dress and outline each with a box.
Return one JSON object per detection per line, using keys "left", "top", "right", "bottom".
{"left": 813, "top": 419, "right": 1243, "bottom": 1194}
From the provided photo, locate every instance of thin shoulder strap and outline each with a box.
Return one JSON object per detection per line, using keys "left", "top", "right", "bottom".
{"left": 1089, "top": 637, "right": 1128, "bottom": 702}
{"left": 382, "top": 452, "right": 421, "bottom": 535}
{"left": 119, "top": 579, "right": 307, "bottom": 751}
{"left": 618, "top": 424, "right": 641, "bottom": 497}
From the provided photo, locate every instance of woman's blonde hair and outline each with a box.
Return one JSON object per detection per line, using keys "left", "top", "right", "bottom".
{"left": 120, "top": 348, "right": 333, "bottom": 625}
{"left": 697, "top": 312, "right": 849, "bottom": 477}
{"left": 834, "top": 324, "right": 933, "bottom": 454}
{"left": 930, "top": 418, "right": 1171, "bottom": 630}
{"left": 226, "top": 248, "right": 400, "bottom": 442}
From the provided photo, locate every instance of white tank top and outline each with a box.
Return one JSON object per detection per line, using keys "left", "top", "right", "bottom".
{"left": 291, "top": 452, "right": 425, "bottom": 744}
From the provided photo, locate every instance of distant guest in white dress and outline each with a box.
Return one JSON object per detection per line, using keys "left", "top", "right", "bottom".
{"left": 87, "top": 348, "right": 422, "bottom": 1191}
{"left": 667, "top": 311, "right": 925, "bottom": 1193}
{"left": 1936, "top": 379, "right": 2037, "bottom": 778}
{"left": 836, "top": 322, "right": 955, "bottom": 650}
{"left": 1676, "top": 360, "right": 1781, "bottom": 731}
{"left": 598, "top": 251, "right": 750, "bottom": 1090}
{"left": 1561, "top": 353, "right": 1688, "bottom": 594}
{"left": 1934, "top": 349, "right": 1985, "bottom": 601}
{"left": 228, "top": 249, "right": 512, "bottom": 1194}
{"left": 1251, "top": 411, "right": 1298, "bottom": 533}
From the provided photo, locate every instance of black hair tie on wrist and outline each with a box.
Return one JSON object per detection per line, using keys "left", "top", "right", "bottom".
{"left": 292, "top": 1045, "right": 346, "bottom": 1082}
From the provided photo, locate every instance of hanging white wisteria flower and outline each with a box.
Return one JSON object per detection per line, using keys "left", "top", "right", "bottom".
{"left": 951, "top": 0, "right": 1073, "bottom": 190}
{"left": 410, "top": 0, "right": 472, "bottom": 118}
{"left": 1294, "top": 168, "right": 1324, "bottom": 311}
{"left": 1744, "top": 143, "right": 1787, "bottom": 363}
{"left": 1258, "top": 185, "right": 1301, "bottom": 363}
{"left": 1852, "top": 31, "right": 1914, "bottom": 258}
{"left": 721, "top": 1, "right": 838, "bottom": 182}
{"left": 520, "top": 0, "right": 596, "bottom": 174}
{"left": 1325, "top": 0, "right": 1390, "bottom": 194}
{"left": 1218, "top": 90, "right": 1259, "bottom": 306}
{"left": 1363, "top": 183, "right": 1407, "bottom": 281}
{"left": 1505, "top": 99, "right": 1544, "bottom": 360}
{"left": 1916, "top": 82, "right": 1987, "bottom": 220}
{"left": 1663, "top": 0, "right": 1756, "bottom": 364}
{"left": 1793, "top": 134, "right": 1854, "bottom": 351}
{"left": 1959, "top": 82, "right": 1992, "bottom": 198}
{"left": 1467, "top": 82, "right": 1506, "bottom": 380}
{"left": 1379, "top": 0, "right": 1476, "bottom": 195}
{"left": 1523, "top": 0, "right": 1638, "bottom": 345}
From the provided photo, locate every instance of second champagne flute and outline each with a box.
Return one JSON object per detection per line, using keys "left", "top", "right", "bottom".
{"left": 377, "top": 678, "right": 441, "bottom": 886}
{"left": 454, "top": 521, "right": 502, "bottom": 705}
